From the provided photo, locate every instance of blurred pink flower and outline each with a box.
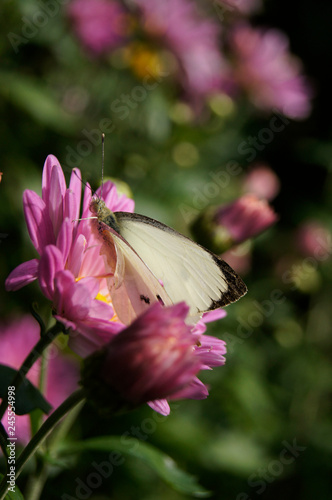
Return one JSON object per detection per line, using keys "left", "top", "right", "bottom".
{"left": 83, "top": 303, "right": 227, "bottom": 416}
{"left": 215, "top": 194, "right": 278, "bottom": 244}
{"left": 221, "top": 246, "right": 252, "bottom": 275}
{"left": 229, "top": 23, "right": 312, "bottom": 119}
{"left": 0, "top": 315, "right": 80, "bottom": 445}
{"left": 296, "top": 221, "right": 332, "bottom": 260}
{"left": 213, "top": 0, "right": 261, "bottom": 16}
{"left": 5, "top": 155, "right": 134, "bottom": 356}
{"left": 68, "top": 0, "right": 128, "bottom": 55}
{"left": 243, "top": 164, "right": 280, "bottom": 201}
{"left": 135, "top": 0, "right": 227, "bottom": 100}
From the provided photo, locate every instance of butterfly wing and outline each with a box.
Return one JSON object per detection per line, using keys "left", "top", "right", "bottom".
{"left": 115, "top": 212, "right": 247, "bottom": 322}
{"left": 95, "top": 222, "right": 173, "bottom": 325}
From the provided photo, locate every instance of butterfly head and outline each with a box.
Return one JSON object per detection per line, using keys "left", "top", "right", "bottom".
{"left": 90, "top": 197, "right": 120, "bottom": 232}
{"left": 90, "top": 197, "right": 109, "bottom": 219}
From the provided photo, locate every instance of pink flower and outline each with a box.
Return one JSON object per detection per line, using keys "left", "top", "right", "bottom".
{"left": 215, "top": 194, "right": 278, "bottom": 244}
{"left": 0, "top": 315, "right": 80, "bottom": 445}
{"left": 243, "top": 164, "right": 280, "bottom": 201}
{"left": 82, "top": 303, "right": 226, "bottom": 416}
{"left": 135, "top": 0, "right": 227, "bottom": 100}
{"left": 68, "top": 0, "right": 129, "bottom": 55}
{"left": 221, "top": 245, "right": 252, "bottom": 275}
{"left": 296, "top": 221, "right": 332, "bottom": 260}
{"left": 5, "top": 155, "right": 134, "bottom": 356}
{"left": 213, "top": 0, "right": 261, "bottom": 16}
{"left": 229, "top": 23, "right": 312, "bottom": 119}
{"left": 6, "top": 156, "right": 230, "bottom": 416}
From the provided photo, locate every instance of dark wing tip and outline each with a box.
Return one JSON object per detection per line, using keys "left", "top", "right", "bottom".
{"left": 209, "top": 257, "right": 247, "bottom": 309}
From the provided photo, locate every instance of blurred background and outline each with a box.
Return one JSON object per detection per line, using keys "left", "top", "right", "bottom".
{"left": 1, "top": 0, "right": 332, "bottom": 498}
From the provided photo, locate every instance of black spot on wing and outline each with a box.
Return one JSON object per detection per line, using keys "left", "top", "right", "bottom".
{"left": 156, "top": 294, "right": 164, "bottom": 305}
{"left": 140, "top": 294, "right": 150, "bottom": 304}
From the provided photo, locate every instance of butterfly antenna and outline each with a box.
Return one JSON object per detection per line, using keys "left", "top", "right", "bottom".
{"left": 101, "top": 133, "right": 105, "bottom": 200}
{"left": 73, "top": 169, "right": 92, "bottom": 192}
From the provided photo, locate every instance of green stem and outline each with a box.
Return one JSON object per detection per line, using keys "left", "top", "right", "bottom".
{"left": 25, "top": 459, "right": 48, "bottom": 500}
{"left": 0, "top": 423, "right": 8, "bottom": 460}
{"left": 0, "top": 322, "right": 63, "bottom": 421}
{"left": 26, "top": 400, "right": 85, "bottom": 500}
{"left": 0, "top": 389, "right": 86, "bottom": 500}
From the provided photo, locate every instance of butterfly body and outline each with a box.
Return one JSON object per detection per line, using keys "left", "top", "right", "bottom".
{"left": 90, "top": 198, "right": 247, "bottom": 325}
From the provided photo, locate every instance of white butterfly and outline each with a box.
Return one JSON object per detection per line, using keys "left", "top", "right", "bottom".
{"left": 90, "top": 197, "right": 247, "bottom": 325}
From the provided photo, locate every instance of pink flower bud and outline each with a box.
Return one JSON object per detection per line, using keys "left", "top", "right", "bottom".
{"left": 215, "top": 194, "right": 278, "bottom": 245}
{"left": 82, "top": 303, "right": 226, "bottom": 415}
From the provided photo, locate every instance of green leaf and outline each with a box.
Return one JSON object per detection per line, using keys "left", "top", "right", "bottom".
{"left": 0, "top": 364, "right": 52, "bottom": 415}
{"left": 60, "top": 436, "right": 211, "bottom": 497}
{"left": 0, "top": 474, "right": 24, "bottom": 499}
{"left": 0, "top": 70, "right": 77, "bottom": 133}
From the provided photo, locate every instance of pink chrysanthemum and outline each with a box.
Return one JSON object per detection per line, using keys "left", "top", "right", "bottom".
{"left": 68, "top": 0, "right": 129, "bottom": 55}
{"left": 135, "top": 0, "right": 227, "bottom": 100}
{"left": 215, "top": 194, "right": 278, "bottom": 244}
{"left": 5, "top": 155, "right": 134, "bottom": 356}
{"left": 82, "top": 303, "right": 227, "bottom": 416}
{"left": 0, "top": 315, "right": 80, "bottom": 445}
{"left": 229, "top": 23, "right": 312, "bottom": 119}
{"left": 6, "top": 156, "right": 229, "bottom": 415}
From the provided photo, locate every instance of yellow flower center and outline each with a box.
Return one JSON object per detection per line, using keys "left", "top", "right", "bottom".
{"left": 125, "top": 42, "right": 165, "bottom": 79}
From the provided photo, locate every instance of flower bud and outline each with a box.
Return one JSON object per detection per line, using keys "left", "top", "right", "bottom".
{"left": 81, "top": 303, "right": 205, "bottom": 416}
{"left": 191, "top": 194, "right": 277, "bottom": 254}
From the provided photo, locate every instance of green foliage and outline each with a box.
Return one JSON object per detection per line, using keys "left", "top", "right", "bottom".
{"left": 1, "top": 0, "right": 331, "bottom": 499}
{"left": 60, "top": 437, "right": 211, "bottom": 497}
{"left": 0, "top": 365, "right": 52, "bottom": 415}
{"left": 0, "top": 475, "right": 24, "bottom": 500}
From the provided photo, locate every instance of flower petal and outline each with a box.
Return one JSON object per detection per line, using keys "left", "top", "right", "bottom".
{"left": 81, "top": 184, "right": 93, "bottom": 218}
{"left": 147, "top": 399, "right": 170, "bottom": 416}
{"left": 63, "top": 189, "right": 79, "bottom": 225}
{"left": 53, "top": 274, "right": 100, "bottom": 322}
{"left": 67, "top": 233, "right": 86, "bottom": 278}
{"left": 193, "top": 308, "right": 227, "bottom": 335}
{"left": 5, "top": 259, "right": 39, "bottom": 291}
{"left": 48, "top": 163, "right": 66, "bottom": 236}
{"left": 42, "top": 155, "right": 62, "bottom": 201}
{"left": 170, "top": 377, "right": 208, "bottom": 400}
{"left": 68, "top": 333, "right": 100, "bottom": 358}
{"left": 53, "top": 315, "right": 77, "bottom": 332}
{"left": 38, "top": 245, "right": 64, "bottom": 300}
{"left": 67, "top": 328, "right": 108, "bottom": 357}
{"left": 195, "top": 335, "right": 227, "bottom": 368}
{"left": 53, "top": 270, "right": 78, "bottom": 318}
{"left": 88, "top": 298, "right": 116, "bottom": 321}
{"left": 56, "top": 218, "right": 73, "bottom": 264}
{"left": 69, "top": 168, "right": 83, "bottom": 220}
{"left": 23, "top": 190, "right": 55, "bottom": 254}
{"left": 202, "top": 309, "right": 227, "bottom": 323}
{"left": 95, "top": 181, "right": 135, "bottom": 213}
